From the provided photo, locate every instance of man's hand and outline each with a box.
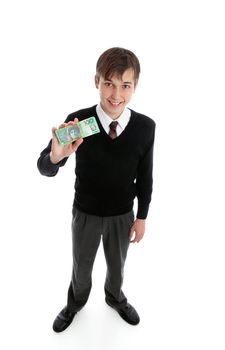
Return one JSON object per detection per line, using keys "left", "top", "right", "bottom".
{"left": 129, "top": 219, "right": 146, "bottom": 243}
{"left": 50, "top": 118, "right": 83, "bottom": 164}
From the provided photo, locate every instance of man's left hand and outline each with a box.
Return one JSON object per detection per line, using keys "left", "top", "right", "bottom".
{"left": 129, "top": 219, "right": 146, "bottom": 243}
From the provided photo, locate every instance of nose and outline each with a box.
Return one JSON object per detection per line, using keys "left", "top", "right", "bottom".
{"left": 111, "top": 86, "right": 120, "bottom": 100}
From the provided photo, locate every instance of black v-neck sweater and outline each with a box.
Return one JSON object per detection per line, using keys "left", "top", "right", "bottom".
{"left": 37, "top": 105, "right": 155, "bottom": 219}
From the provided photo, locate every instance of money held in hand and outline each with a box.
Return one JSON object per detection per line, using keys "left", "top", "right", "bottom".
{"left": 55, "top": 117, "right": 100, "bottom": 145}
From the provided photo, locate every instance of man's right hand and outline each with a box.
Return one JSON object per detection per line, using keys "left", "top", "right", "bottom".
{"left": 50, "top": 118, "right": 84, "bottom": 164}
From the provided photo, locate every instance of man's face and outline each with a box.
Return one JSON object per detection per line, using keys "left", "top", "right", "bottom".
{"left": 95, "top": 68, "right": 136, "bottom": 119}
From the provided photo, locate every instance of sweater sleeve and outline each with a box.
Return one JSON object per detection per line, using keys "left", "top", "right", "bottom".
{"left": 136, "top": 122, "right": 156, "bottom": 219}
{"left": 37, "top": 139, "right": 69, "bottom": 177}
{"left": 37, "top": 113, "right": 77, "bottom": 176}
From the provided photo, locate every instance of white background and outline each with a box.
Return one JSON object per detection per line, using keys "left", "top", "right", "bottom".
{"left": 0, "top": 0, "right": 225, "bottom": 349}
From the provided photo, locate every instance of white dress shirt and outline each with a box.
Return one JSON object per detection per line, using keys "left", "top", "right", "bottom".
{"left": 96, "top": 104, "right": 131, "bottom": 136}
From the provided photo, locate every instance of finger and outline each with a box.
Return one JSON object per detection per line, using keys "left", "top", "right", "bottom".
{"left": 129, "top": 228, "right": 136, "bottom": 242}
{"left": 135, "top": 234, "right": 143, "bottom": 243}
{"left": 58, "top": 119, "right": 79, "bottom": 129}
{"left": 67, "top": 120, "right": 77, "bottom": 126}
{"left": 58, "top": 123, "right": 67, "bottom": 129}
{"left": 72, "top": 138, "right": 84, "bottom": 151}
{"left": 130, "top": 233, "right": 138, "bottom": 243}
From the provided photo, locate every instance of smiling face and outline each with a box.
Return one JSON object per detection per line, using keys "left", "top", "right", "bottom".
{"left": 95, "top": 68, "right": 136, "bottom": 119}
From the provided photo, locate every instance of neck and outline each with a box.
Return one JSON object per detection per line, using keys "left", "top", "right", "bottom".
{"left": 100, "top": 103, "right": 124, "bottom": 120}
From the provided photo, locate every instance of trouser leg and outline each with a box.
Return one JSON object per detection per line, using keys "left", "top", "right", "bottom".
{"left": 67, "top": 209, "right": 101, "bottom": 312}
{"left": 102, "top": 210, "right": 134, "bottom": 308}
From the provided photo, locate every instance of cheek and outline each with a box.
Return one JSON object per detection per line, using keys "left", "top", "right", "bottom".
{"left": 99, "top": 88, "right": 109, "bottom": 99}
{"left": 124, "top": 91, "right": 133, "bottom": 101}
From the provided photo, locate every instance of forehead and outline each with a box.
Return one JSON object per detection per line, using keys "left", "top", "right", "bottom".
{"left": 105, "top": 68, "right": 135, "bottom": 83}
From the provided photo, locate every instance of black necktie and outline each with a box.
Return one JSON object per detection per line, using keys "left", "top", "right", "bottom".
{"left": 109, "top": 121, "right": 118, "bottom": 139}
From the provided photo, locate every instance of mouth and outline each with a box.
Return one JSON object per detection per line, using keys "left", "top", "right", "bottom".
{"left": 108, "top": 100, "right": 123, "bottom": 107}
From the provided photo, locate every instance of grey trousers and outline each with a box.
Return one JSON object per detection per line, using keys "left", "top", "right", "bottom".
{"left": 67, "top": 208, "right": 134, "bottom": 312}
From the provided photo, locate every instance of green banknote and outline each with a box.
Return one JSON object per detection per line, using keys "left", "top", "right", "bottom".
{"left": 55, "top": 116, "right": 100, "bottom": 145}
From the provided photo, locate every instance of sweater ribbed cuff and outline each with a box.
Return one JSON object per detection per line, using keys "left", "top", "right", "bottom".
{"left": 136, "top": 202, "right": 150, "bottom": 220}
{"left": 39, "top": 154, "right": 61, "bottom": 176}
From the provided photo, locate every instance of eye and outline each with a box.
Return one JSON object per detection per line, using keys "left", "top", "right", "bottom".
{"left": 104, "top": 82, "right": 113, "bottom": 87}
{"left": 122, "top": 84, "right": 131, "bottom": 89}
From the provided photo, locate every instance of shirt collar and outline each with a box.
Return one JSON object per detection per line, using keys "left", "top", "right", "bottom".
{"left": 96, "top": 104, "right": 131, "bottom": 131}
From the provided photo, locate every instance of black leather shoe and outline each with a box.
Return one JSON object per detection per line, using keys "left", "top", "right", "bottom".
{"left": 53, "top": 306, "right": 77, "bottom": 333}
{"left": 106, "top": 301, "right": 140, "bottom": 325}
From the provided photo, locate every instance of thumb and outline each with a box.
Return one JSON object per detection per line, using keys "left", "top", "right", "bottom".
{"left": 51, "top": 127, "right": 59, "bottom": 146}
{"left": 51, "top": 127, "right": 57, "bottom": 138}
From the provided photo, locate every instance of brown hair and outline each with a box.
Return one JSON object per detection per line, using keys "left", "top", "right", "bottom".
{"left": 96, "top": 47, "right": 140, "bottom": 86}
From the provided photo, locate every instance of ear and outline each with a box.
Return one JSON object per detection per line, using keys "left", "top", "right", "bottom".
{"left": 94, "top": 75, "right": 99, "bottom": 89}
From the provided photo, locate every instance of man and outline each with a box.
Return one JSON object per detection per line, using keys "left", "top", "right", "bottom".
{"left": 37, "top": 47, "right": 156, "bottom": 332}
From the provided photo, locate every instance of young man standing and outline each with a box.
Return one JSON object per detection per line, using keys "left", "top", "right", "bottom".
{"left": 37, "top": 47, "right": 156, "bottom": 332}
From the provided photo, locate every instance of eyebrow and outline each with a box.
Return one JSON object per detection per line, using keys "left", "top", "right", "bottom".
{"left": 104, "top": 79, "right": 133, "bottom": 85}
